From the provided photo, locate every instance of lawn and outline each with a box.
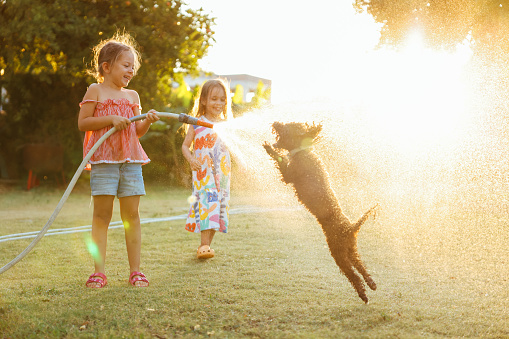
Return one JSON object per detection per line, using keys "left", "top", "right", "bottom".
{"left": 0, "top": 181, "right": 508, "bottom": 338}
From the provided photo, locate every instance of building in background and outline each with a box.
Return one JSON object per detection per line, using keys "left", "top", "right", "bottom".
{"left": 185, "top": 73, "right": 271, "bottom": 103}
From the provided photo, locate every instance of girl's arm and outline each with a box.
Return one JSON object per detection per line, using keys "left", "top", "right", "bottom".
{"left": 78, "top": 84, "right": 132, "bottom": 132}
{"left": 182, "top": 126, "right": 201, "bottom": 171}
{"left": 131, "top": 90, "right": 159, "bottom": 137}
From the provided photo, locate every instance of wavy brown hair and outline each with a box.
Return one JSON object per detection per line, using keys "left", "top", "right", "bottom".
{"left": 189, "top": 78, "right": 233, "bottom": 120}
{"left": 88, "top": 32, "right": 141, "bottom": 83}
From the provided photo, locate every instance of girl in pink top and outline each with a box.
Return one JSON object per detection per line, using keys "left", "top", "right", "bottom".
{"left": 78, "top": 33, "right": 159, "bottom": 288}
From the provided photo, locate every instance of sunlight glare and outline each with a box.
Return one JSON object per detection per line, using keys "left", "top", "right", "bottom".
{"left": 359, "top": 29, "right": 473, "bottom": 154}
{"left": 84, "top": 235, "right": 102, "bottom": 264}
{"left": 187, "top": 195, "right": 197, "bottom": 204}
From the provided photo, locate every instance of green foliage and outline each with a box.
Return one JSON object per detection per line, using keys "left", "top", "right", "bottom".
{"left": 232, "top": 80, "right": 271, "bottom": 116}
{"left": 232, "top": 84, "right": 244, "bottom": 105}
{"left": 0, "top": 0, "right": 214, "bottom": 180}
{"left": 139, "top": 118, "right": 191, "bottom": 187}
{"left": 352, "top": 0, "right": 509, "bottom": 150}
{"left": 250, "top": 80, "right": 271, "bottom": 108}
{"left": 141, "top": 75, "right": 195, "bottom": 188}
{"left": 173, "top": 77, "right": 194, "bottom": 110}
{"left": 354, "top": 0, "right": 509, "bottom": 54}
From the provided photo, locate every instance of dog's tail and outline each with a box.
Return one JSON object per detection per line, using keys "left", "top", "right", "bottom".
{"left": 351, "top": 204, "right": 379, "bottom": 233}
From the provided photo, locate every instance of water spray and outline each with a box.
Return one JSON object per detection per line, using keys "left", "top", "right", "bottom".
{"left": 0, "top": 112, "right": 212, "bottom": 275}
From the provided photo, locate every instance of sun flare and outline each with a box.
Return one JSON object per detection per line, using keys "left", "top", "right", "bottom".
{"left": 357, "top": 30, "right": 474, "bottom": 154}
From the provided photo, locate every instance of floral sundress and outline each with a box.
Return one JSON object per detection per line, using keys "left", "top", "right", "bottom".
{"left": 185, "top": 116, "right": 231, "bottom": 233}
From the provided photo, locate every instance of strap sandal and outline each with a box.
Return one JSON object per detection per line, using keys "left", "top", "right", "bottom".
{"left": 197, "top": 245, "right": 215, "bottom": 259}
{"left": 86, "top": 272, "right": 107, "bottom": 288}
{"left": 129, "top": 271, "right": 149, "bottom": 287}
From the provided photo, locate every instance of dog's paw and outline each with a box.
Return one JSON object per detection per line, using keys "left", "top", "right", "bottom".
{"left": 359, "top": 292, "right": 369, "bottom": 304}
{"left": 264, "top": 143, "right": 288, "bottom": 165}
{"left": 263, "top": 142, "right": 277, "bottom": 157}
{"left": 366, "top": 277, "right": 377, "bottom": 291}
{"left": 371, "top": 204, "right": 381, "bottom": 220}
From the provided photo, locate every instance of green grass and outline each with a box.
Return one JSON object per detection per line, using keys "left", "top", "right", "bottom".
{"left": 1, "top": 183, "right": 509, "bottom": 338}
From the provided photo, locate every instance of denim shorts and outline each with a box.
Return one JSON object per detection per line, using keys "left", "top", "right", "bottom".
{"left": 90, "top": 163, "right": 145, "bottom": 198}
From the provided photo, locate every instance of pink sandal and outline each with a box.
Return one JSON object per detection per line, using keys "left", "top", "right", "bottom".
{"left": 129, "top": 271, "right": 149, "bottom": 287}
{"left": 86, "top": 272, "right": 107, "bottom": 288}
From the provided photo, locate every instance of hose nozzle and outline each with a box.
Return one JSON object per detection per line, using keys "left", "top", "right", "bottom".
{"left": 131, "top": 112, "right": 213, "bottom": 128}
{"left": 179, "top": 113, "right": 214, "bottom": 128}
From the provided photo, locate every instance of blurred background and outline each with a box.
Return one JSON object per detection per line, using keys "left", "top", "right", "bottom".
{"left": 1, "top": 0, "right": 509, "bottom": 199}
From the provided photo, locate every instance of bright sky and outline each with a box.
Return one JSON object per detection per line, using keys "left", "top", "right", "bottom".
{"left": 184, "top": 0, "right": 382, "bottom": 104}
{"left": 184, "top": 1, "right": 475, "bottom": 154}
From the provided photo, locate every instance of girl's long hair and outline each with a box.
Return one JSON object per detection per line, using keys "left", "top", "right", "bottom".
{"left": 189, "top": 78, "right": 233, "bottom": 120}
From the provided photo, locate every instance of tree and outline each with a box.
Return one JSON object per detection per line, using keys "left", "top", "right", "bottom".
{"left": 232, "top": 84, "right": 244, "bottom": 105}
{"left": 0, "top": 0, "right": 214, "bottom": 180}
{"left": 352, "top": 1, "right": 509, "bottom": 111}
{"left": 353, "top": 0, "right": 509, "bottom": 56}
{"left": 353, "top": 0, "right": 509, "bottom": 191}
{"left": 231, "top": 81, "right": 271, "bottom": 116}
{"left": 250, "top": 80, "right": 271, "bottom": 108}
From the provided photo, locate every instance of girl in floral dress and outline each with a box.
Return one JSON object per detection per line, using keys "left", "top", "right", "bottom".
{"left": 182, "top": 79, "right": 232, "bottom": 259}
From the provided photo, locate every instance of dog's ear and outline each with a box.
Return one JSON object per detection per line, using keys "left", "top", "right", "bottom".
{"left": 309, "top": 123, "right": 323, "bottom": 140}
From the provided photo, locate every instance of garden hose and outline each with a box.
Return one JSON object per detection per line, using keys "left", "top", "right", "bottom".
{"left": 0, "top": 112, "right": 212, "bottom": 275}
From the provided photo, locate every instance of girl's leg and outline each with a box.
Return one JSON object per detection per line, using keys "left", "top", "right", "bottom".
{"left": 119, "top": 195, "right": 148, "bottom": 287}
{"left": 87, "top": 195, "right": 114, "bottom": 287}
{"left": 200, "top": 229, "right": 216, "bottom": 247}
{"left": 197, "top": 229, "right": 216, "bottom": 258}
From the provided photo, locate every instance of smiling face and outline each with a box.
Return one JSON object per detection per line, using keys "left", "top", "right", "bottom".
{"left": 202, "top": 85, "right": 227, "bottom": 121}
{"left": 104, "top": 50, "right": 135, "bottom": 88}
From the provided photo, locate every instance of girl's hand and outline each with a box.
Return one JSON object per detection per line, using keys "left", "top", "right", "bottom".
{"left": 145, "top": 109, "right": 160, "bottom": 123}
{"left": 189, "top": 157, "right": 202, "bottom": 171}
{"left": 111, "top": 115, "right": 131, "bottom": 130}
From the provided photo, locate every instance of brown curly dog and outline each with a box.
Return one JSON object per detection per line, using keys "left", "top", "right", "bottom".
{"left": 263, "top": 121, "right": 379, "bottom": 303}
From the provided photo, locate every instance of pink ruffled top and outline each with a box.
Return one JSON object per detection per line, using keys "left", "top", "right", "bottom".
{"left": 80, "top": 98, "right": 150, "bottom": 170}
